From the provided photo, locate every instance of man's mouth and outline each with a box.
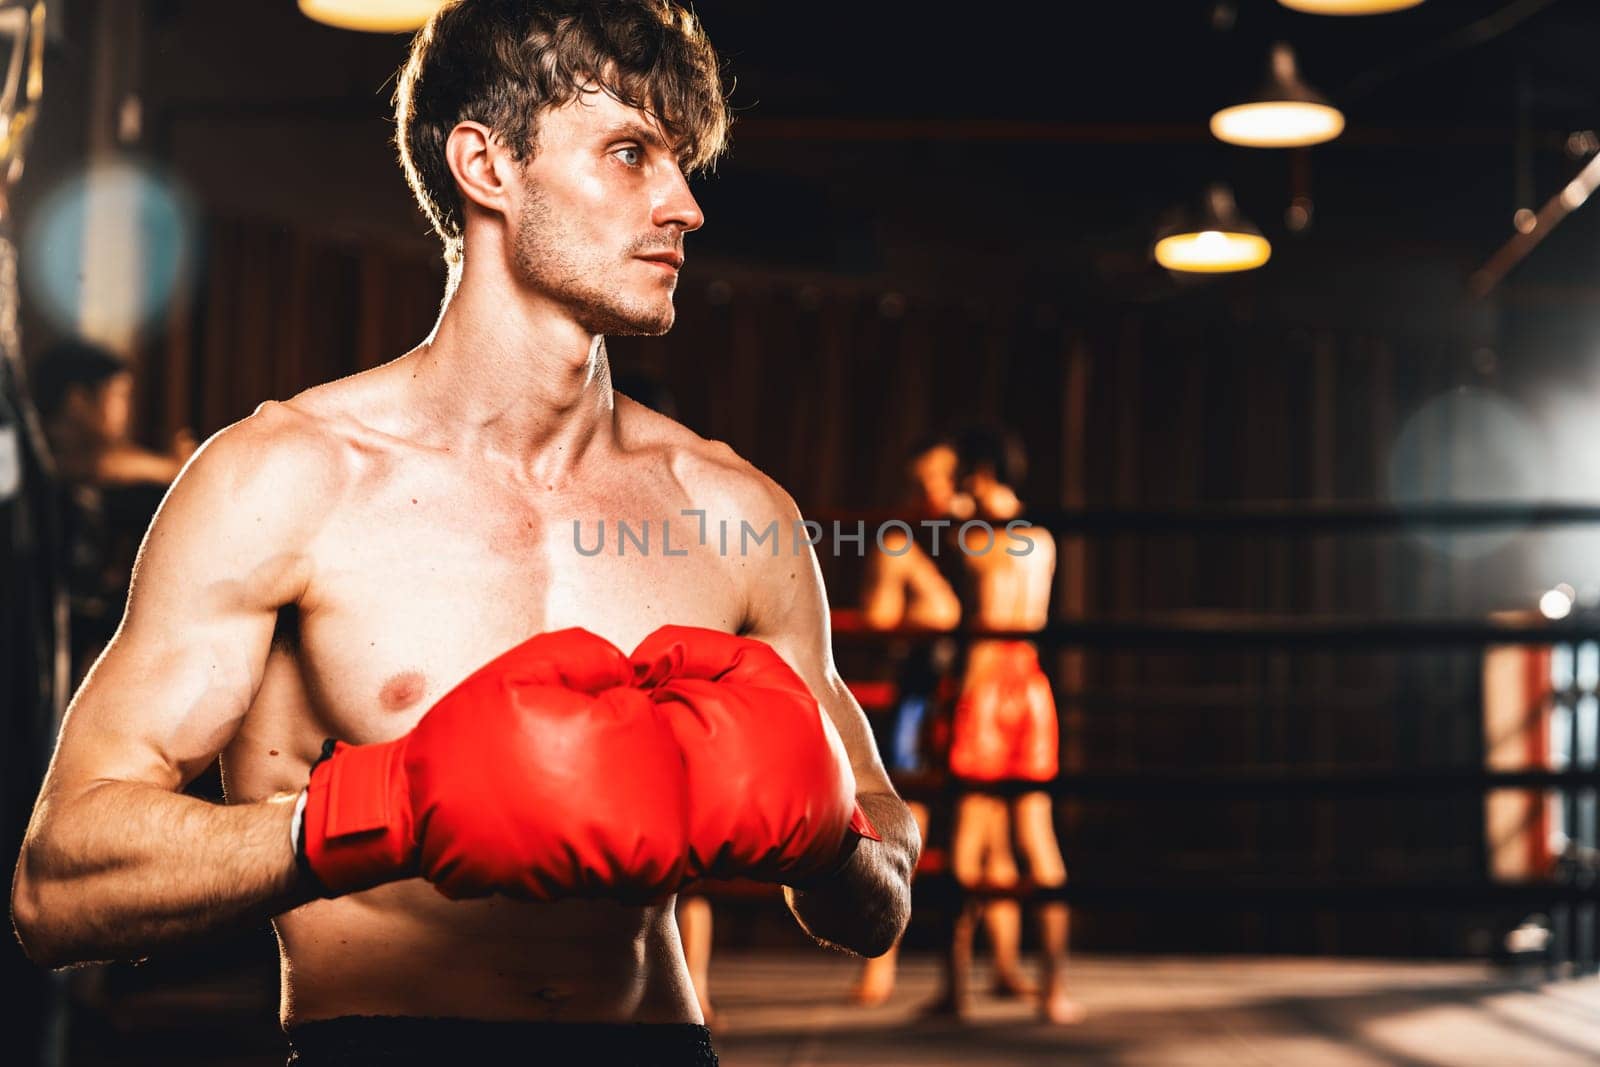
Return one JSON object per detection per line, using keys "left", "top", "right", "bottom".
{"left": 636, "top": 251, "right": 684, "bottom": 271}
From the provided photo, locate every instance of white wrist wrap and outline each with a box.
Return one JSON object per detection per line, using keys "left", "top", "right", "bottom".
{"left": 290, "top": 789, "right": 309, "bottom": 857}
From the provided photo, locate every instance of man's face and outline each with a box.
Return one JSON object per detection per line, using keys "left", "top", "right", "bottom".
{"left": 66, "top": 372, "right": 132, "bottom": 442}
{"left": 100, "top": 373, "right": 133, "bottom": 441}
{"left": 510, "top": 88, "right": 704, "bottom": 336}
{"left": 910, "top": 444, "right": 959, "bottom": 514}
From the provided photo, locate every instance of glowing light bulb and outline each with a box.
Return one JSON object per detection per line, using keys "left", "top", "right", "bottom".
{"left": 1278, "top": 0, "right": 1426, "bottom": 13}
{"left": 1211, "top": 100, "right": 1345, "bottom": 148}
{"left": 1154, "top": 230, "right": 1272, "bottom": 273}
{"left": 1541, "top": 586, "right": 1575, "bottom": 621}
{"left": 1211, "top": 43, "right": 1344, "bottom": 149}
{"left": 298, "top": 0, "right": 444, "bottom": 32}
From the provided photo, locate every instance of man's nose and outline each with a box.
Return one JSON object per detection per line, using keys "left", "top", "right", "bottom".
{"left": 654, "top": 166, "right": 705, "bottom": 233}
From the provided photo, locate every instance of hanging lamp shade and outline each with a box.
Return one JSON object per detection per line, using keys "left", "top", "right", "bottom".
{"left": 1154, "top": 184, "right": 1273, "bottom": 273}
{"left": 298, "top": 0, "right": 445, "bottom": 32}
{"left": 1278, "top": 0, "right": 1425, "bottom": 14}
{"left": 1210, "top": 43, "right": 1345, "bottom": 148}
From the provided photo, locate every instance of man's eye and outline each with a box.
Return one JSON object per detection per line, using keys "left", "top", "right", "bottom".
{"left": 616, "top": 146, "right": 642, "bottom": 167}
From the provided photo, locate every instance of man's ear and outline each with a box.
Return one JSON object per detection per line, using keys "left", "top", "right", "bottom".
{"left": 444, "top": 120, "right": 519, "bottom": 219}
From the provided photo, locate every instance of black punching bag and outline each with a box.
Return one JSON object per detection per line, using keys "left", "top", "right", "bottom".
{"left": 0, "top": 5, "right": 68, "bottom": 1065}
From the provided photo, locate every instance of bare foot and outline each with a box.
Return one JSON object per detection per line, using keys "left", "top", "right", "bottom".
{"left": 852, "top": 954, "right": 898, "bottom": 1006}
{"left": 1040, "top": 994, "right": 1087, "bottom": 1025}
{"left": 989, "top": 970, "right": 1039, "bottom": 999}
{"left": 848, "top": 978, "right": 895, "bottom": 1007}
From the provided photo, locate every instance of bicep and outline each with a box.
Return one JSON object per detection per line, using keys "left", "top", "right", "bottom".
{"left": 95, "top": 444, "right": 185, "bottom": 486}
{"left": 749, "top": 529, "right": 895, "bottom": 796}
{"left": 51, "top": 595, "right": 274, "bottom": 797}
{"left": 860, "top": 550, "right": 907, "bottom": 630}
{"left": 42, "top": 424, "right": 314, "bottom": 799}
{"left": 902, "top": 547, "right": 960, "bottom": 625}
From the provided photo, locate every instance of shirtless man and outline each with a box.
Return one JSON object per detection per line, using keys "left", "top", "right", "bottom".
{"left": 30, "top": 338, "right": 198, "bottom": 676}
{"left": 9, "top": 3, "right": 918, "bottom": 1063}
{"left": 940, "top": 426, "right": 1080, "bottom": 1024}
{"left": 32, "top": 338, "right": 196, "bottom": 488}
{"left": 857, "top": 437, "right": 1037, "bottom": 1009}
{"left": 850, "top": 437, "right": 961, "bottom": 1005}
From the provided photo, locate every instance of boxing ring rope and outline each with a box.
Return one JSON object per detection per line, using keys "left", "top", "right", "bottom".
{"left": 833, "top": 617, "right": 1600, "bottom": 650}
{"left": 824, "top": 502, "right": 1600, "bottom": 536}
{"left": 754, "top": 502, "right": 1600, "bottom": 977}
{"left": 906, "top": 768, "right": 1600, "bottom": 799}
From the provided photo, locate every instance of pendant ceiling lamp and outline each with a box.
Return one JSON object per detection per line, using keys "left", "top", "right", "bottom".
{"left": 1211, "top": 43, "right": 1344, "bottom": 148}
{"left": 1278, "top": 0, "right": 1425, "bottom": 14}
{"left": 1154, "top": 184, "right": 1272, "bottom": 274}
{"left": 299, "top": 0, "right": 445, "bottom": 32}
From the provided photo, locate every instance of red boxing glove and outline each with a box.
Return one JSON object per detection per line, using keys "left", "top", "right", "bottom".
{"left": 631, "top": 625, "right": 880, "bottom": 884}
{"left": 300, "top": 629, "right": 689, "bottom": 901}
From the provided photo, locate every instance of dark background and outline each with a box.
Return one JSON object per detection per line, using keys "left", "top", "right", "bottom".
{"left": 13, "top": 0, "right": 1600, "bottom": 999}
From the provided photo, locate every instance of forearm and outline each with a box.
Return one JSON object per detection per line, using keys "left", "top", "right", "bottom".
{"left": 95, "top": 444, "right": 184, "bottom": 486}
{"left": 12, "top": 781, "right": 314, "bottom": 968}
{"left": 784, "top": 791, "right": 919, "bottom": 957}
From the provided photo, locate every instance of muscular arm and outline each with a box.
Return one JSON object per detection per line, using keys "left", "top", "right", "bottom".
{"left": 93, "top": 441, "right": 187, "bottom": 486}
{"left": 740, "top": 480, "right": 919, "bottom": 958}
{"left": 11, "top": 404, "right": 331, "bottom": 968}
{"left": 862, "top": 532, "right": 960, "bottom": 632}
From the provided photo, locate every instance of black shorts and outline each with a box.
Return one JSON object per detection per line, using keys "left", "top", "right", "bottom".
{"left": 285, "top": 1016, "right": 718, "bottom": 1066}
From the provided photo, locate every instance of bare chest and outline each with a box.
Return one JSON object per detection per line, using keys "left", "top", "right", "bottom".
{"left": 276, "top": 467, "right": 743, "bottom": 750}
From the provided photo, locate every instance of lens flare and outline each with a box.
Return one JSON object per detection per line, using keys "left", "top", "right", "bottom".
{"left": 22, "top": 163, "right": 195, "bottom": 338}
{"left": 1386, "top": 388, "right": 1549, "bottom": 560}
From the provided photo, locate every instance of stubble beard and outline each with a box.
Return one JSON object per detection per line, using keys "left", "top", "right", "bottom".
{"left": 513, "top": 184, "right": 676, "bottom": 338}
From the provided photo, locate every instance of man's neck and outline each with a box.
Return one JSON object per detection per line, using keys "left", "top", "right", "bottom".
{"left": 399, "top": 265, "right": 617, "bottom": 483}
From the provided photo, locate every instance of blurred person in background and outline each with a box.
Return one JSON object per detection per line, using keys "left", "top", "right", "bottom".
{"left": 851, "top": 435, "right": 968, "bottom": 1005}
{"left": 28, "top": 338, "right": 195, "bottom": 674}
{"left": 31, "top": 338, "right": 194, "bottom": 487}
{"left": 934, "top": 425, "right": 1079, "bottom": 1024}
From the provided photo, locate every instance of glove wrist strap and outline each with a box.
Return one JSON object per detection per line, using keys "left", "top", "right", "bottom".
{"left": 848, "top": 802, "right": 882, "bottom": 842}
{"left": 301, "top": 737, "right": 414, "bottom": 897}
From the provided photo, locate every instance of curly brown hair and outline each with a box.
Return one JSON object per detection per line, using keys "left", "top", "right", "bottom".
{"left": 395, "top": 0, "right": 730, "bottom": 266}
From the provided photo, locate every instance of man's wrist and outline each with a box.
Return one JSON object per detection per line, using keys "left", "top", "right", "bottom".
{"left": 289, "top": 784, "right": 329, "bottom": 898}
{"left": 789, "top": 826, "right": 867, "bottom": 894}
{"left": 790, "top": 799, "right": 881, "bottom": 892}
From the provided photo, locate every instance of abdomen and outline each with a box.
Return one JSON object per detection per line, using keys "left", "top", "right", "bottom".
{"left": 275, "top": 886, "right": 694, "bottom": 1026}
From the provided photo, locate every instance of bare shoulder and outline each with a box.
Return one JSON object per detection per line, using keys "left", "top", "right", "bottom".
{"left": 878, "top": 525, "right": 916, "bottom": 556}
{"left": 199, "top": 362, "right": 411, "bottom": 504}
{"left": 116, "top": 398, "right": 356, "bottom": 623}
{"left": 614, "top": 393, "right": 796, "bottom": 522}
{"left": 961, "top": 513, "right": 1054, "bottom": 573}
{"left": 1009, "top": 520, "right": 1055, "bottom": 557}
{"left": 151, "top": 396, "right": 366, "bottom": 582}
{"left": 998, "top": 520, "right": 1054, "bottom": 581}
{"left": 183, "top": 398, "right": 349, "bottom": 514}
